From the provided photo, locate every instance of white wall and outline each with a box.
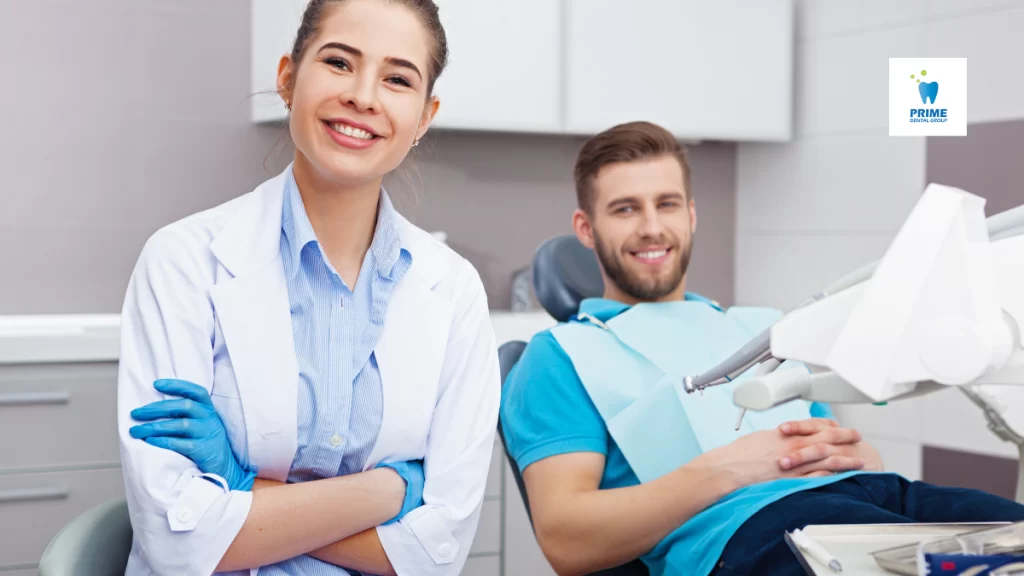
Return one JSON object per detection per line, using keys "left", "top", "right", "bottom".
{"left": 735, "top": 0, "right": 1024, "bottom": 478}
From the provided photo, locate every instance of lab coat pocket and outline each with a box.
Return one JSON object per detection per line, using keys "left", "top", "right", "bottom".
{"left": 211, "top": 392, "right": 250, "bottom": 471}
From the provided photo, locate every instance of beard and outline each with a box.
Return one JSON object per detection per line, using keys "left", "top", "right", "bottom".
{"left": 593, "top": 230, "right": 692, "bottom": 302}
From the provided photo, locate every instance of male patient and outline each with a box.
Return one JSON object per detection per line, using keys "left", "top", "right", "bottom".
{"left": 500, "top": 121, "right": 1024, "bottom": 576}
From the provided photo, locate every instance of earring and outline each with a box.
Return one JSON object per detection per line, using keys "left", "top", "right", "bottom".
{"left": 285, "top": 101, "right": 292, "bottom": 111}
{"left": 413, "top": 139, "right": 420, "bottom": 147}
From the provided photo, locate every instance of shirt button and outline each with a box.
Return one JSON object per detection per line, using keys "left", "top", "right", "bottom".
{"left": 438, "top": 543, "right": 453, "bottom": 558}
{"left": 176, "top": 508, "right": 193, "bottom": 523}
{"left": 330, "top": 433, "right": 343, "bottom": 447}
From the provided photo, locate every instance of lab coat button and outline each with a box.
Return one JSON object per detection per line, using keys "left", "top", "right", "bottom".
{"left": 330, "top": 433, "right": 343, "bottom": 447}
{"left": 177, "top": 508, "right": 192, "bottom": 523}
{"left": 438, "top": 543, "right": 453, "bottom": 558}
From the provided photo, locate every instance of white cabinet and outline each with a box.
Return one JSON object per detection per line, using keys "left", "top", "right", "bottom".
{"left": 564, "top": 0, "right": 794, "bottom": 142}
{"left": 249, "top": 0, "right": 563, "bottom": 133}
{"left": 251, "top": 0, "right": 795, "bottom": 141}
{"left": 431, "top": 0, "right": 563, "bottom": 133}
{"left": 0, "top": 315, "right": 123, "bottom": 572}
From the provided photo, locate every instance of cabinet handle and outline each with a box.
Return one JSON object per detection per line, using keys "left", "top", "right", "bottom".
{"left": 0, "top": 486, "right": 70, "bottom": 503}
{"left": 0, "top": 391, "right": 70, "bottom": 406}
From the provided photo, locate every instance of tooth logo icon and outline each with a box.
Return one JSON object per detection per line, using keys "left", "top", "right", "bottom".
{"left": 910, "top": 70, "right": 939, "bottom": 104}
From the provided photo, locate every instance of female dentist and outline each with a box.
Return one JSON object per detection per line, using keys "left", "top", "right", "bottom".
{"left": 116, "top": 0, "right": 500, "bottom": 574}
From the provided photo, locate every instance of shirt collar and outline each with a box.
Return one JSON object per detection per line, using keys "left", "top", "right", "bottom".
{"left": 371, "top": 188, "right": 409, "bottom": 281}
{"left": 281, "top": 169, "right": 410, "bottom": 282}
{"left": 281, "top": 169, "right": 318, "bottom": 281}
{"left": 684, "top": 291, "right": 724, "bottom": 312}
{"left": 575, "top": 292, "right": 723, "bottom": 322}
{"left": 577, "top": 298, "right": 631, "bottom": 322}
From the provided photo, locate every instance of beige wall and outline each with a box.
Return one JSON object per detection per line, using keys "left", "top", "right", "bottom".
{"left": 0, "top": 1, "right": 289, "bottom": 314}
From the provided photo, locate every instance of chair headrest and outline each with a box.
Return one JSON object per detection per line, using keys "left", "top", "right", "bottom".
{"left": 531, "top": 235, "right": 604, "bottom": 323}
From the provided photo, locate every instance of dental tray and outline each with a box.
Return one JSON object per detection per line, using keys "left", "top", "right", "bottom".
{"left": 871, "top": 521, "right": 1024, "bottom": 575}
{"left": 785, "top": 523, "right": 1009, "bottom": 575}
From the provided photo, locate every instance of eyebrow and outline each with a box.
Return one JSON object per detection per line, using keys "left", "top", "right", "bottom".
{"left": 606, "top": 191, "right": 686, "bottom": 211}
{"left": 317, "top": 42, "right": 423, "bottom": 80}
{"left": 606, "top": 197, "right": 638, "bottom": 211}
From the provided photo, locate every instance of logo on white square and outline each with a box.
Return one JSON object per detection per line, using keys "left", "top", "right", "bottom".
{"left": 889, "top": 58, "right": 967, "bottom": 137}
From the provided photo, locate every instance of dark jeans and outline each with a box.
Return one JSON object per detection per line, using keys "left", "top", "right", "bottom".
{"left": 712, "top": 474, "right": 1024, "bottom": 576}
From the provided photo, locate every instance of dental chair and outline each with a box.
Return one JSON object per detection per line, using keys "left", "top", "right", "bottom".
{"left": 497, "top": 223, "right": 1024, "bottom": 576}
{"left": 497, "top": 235, "right": 651, "bottom": 576}
{"left": 37, "top": 496, "right": 131, "bottom": 576}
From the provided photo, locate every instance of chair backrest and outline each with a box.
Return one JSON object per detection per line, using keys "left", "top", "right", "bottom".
{"left": 532, "top": 235, "right": 604, "bottom": 323}
{"left": 496, "top": 340, "right": 533, "bottom": 526}
{"left": 38, "top": 497, "right": 132, "bottom": 576}
{"left": 496, "top": 340, "right": 650, "bottom": 576}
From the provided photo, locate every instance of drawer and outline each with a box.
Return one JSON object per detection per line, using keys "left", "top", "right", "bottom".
{"left": 0, "top": 363, "right": 119, "bottom": 471}
{"left": 462, "top": 554, "right": 499, "bottom": 576}
{"left": 485, "top": 440, "right": 504, "bottom": 499}
{"left": 0, "top": 467, "right": 124, "bottom": 567}
{"left": 469, "top": 500, "right": 500, "bottom": 556}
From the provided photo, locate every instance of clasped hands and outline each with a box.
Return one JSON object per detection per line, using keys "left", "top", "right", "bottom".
{"left": 775, "top": 418, "right": 884, "bottom": 477}
{"left": 129, "top": 379, "right": 423, "bottom": 524}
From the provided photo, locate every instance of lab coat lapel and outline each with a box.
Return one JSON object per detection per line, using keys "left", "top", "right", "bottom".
{"left": 367, "top": 220, "right": 453, "bottom": 466}
{"left": 209, "top": 169, "right": 298, "bottom": 482}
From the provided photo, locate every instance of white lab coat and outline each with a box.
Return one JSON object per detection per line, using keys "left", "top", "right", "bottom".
{"left": 117, "top": 167, "right": 501, "bottom": 576}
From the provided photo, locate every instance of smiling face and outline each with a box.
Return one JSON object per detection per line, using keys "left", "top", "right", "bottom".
{"left": 277, "top": 0, "right": 439, "bottom": 188}
{"left": 574, "top": 154, "right": 697, "bottom": 304}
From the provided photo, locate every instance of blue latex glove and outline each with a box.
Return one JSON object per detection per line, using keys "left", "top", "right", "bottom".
{"left": 129, "top": 379, "right": 257, "bottom": 492}
{"left": 376, "top": 460, "right": 425, "bottom": 525}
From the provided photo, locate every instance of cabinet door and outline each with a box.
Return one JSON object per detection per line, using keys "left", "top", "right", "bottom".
{"left": 564, "top": 0, "right": 794, "bottom": 142}
{"left": 430, "top": 0, "right": 562, "bottom": 133}
{"left": 251, "top": 0, "right": 309, "bottom": 123}
{"left": 0, "top": 468, "right": 125, "bottom": 568}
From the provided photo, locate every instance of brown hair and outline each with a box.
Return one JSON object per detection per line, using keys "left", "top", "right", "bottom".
{"left": 573, "top": 121, "right": 692, "bottom": 215}
{"left": 288, "top": 0, "right": 449, "bottom": 95}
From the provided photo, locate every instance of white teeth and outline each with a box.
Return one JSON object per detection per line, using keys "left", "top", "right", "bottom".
{"left": 330, "top": 123, "right": 374, "bottom": 140}
{"left": 636, "top": 250, "right": 667, "bottom": 259}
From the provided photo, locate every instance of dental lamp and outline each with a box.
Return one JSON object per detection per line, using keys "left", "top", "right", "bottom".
{"left": 684, "top": 184, "right": 1024, "bottom": 413}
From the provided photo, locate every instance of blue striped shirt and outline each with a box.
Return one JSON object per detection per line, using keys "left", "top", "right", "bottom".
{"left": 259, "top": 169, "right": 411, "bottom": 576}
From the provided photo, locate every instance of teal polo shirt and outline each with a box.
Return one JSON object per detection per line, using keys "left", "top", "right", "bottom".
{"left": 499, "top": 297, "right": 864, "bottom": 576}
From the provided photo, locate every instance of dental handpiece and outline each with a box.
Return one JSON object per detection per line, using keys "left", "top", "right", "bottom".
{"left": 684, "top": 293, "right": 823, "bottom": 394}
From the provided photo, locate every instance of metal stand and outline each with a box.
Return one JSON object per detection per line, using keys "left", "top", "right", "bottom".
{"left": 959, "top": 387, "right": 1024, "bottom": 504}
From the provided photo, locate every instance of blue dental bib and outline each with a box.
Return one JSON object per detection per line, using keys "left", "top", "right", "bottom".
{"left": 549, "top": 297, "right": 813, "bottom": 483}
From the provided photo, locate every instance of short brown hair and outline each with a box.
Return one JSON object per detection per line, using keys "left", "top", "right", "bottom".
{"left": 573, "top": 121, "right": 692, "bottom": 214}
